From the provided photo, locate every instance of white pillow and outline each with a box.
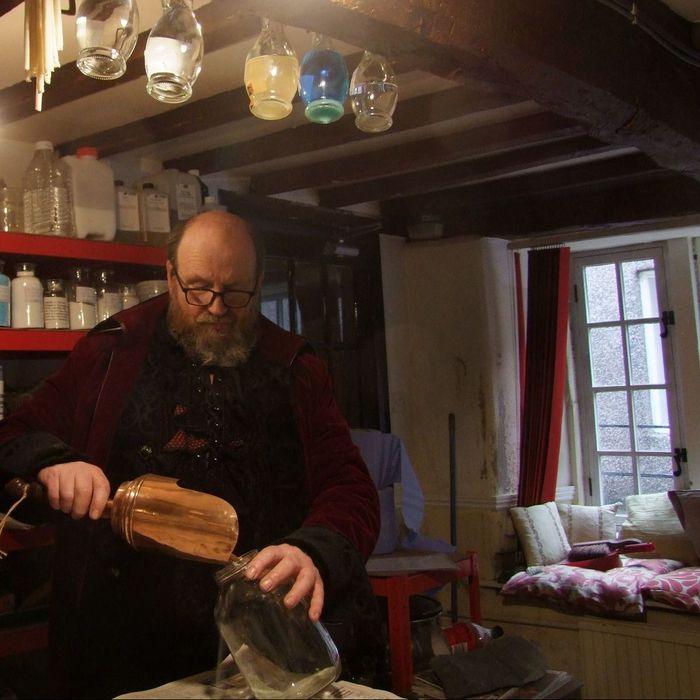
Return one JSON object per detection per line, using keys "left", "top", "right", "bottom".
{"left": 556, "top": 502, "right": 620, "bottom": 544}
{"left": 510, "top": 501, "right": 570, "bottom": 567}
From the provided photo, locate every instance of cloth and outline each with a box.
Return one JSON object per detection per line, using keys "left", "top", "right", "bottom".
{"left": 0, "top": 294, "right": 381, "bottom": 698}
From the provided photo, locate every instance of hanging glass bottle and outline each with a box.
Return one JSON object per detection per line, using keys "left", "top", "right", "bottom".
{"left": 145, "top": 0, "right": 203, "bottom": 104}
{"left": 75, "top": 0, "right": 139, "bottom": 80}
{"left": 299, "top": 33, "right": 348, "bottom": 125}
{"left": 244, "top": 18, "right": 299, "bottom": 120}
{"left": 349, "top": 50, "right": 398, "bottom": 133}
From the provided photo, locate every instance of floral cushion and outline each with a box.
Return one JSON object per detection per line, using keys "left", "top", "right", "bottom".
{"left": 500, "top": 558, "right": 684, "bottom": 618}
{"left": 642, "top": 567, "right": 700, "bottom": 613}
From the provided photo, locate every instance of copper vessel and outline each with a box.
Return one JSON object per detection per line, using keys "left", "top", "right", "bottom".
{"left": 6, "top": 473, "right": 239, "bottom": 565}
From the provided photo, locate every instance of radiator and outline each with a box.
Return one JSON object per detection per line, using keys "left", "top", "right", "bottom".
{"left": 579, "top": 617, "right": 700, "bottom": 699}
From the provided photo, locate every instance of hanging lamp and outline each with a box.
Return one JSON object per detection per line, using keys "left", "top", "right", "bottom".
{"left": 349, "top": 50, "right": 398, "bottom": 133}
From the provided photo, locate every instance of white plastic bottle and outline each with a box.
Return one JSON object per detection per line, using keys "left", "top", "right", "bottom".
{"left": 11, "top": 262, "right": 44, "bottom": 328}
{"left": 62, "top": 147, "right": 117, "bottom": 240}
{"left": 22, "top": 141, "right": 75, "bottom": 237}
{"left": 146, "top": 169, "right": 201, "bottom": 229}
{"left": 0, "top": 259, "right": 10, "bottom": 327}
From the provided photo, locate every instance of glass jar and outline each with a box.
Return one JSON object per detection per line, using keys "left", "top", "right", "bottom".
{"left": 11, "top": 262, "right": 43, "bottom": 329}
{"left": 299, "top": 33, "right": 348, "bottom": 124}
{"left": 214, "top": 551, "right": 340, "bottom": 699}
{"left": 120, "top": 283, "right": 139, "bottom": 310}
{"left": 43, "top": 278, "right": 70, "bottom": 329}
{"left": 349, "top": 51, "right": 398, "bottom": 133}
{"left": 67, "top": 266, "right": 97, "bottom": 330}
{"left": 95, "top": 268, "right": 122, "bottom": 322}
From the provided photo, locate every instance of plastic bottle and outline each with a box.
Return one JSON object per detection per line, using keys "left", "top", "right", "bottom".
{"left": 43, "top": 278, "right": 70, "bottom": 330}
{"left": 95, "top": 268, "right": 122, "bottom": 322}
{"left": 200, "top": 195, "right": 226, "bottom": 212}
{"left": 0, "top": 260, "right": 10, "bottom": 327}
{"left": 137, "top": 183, "right": 171, "bottom": 243}
{"left": 114, "top": 180, "right": 141, "bottom": 242}
{"left": 62, "top": 147, "right": 117, "bottom": 240}
{"left": 188, "top": 168, "right": 209, "bottom": 202}
{"left": 22, "top": 141, "right": 75, "bottom": 237}
{"left": 442, "top": 622, "right": 504, "bottom": 654}
{"left": 67, "top": 267, "right": 97, "bottom": 330}
{"left": 143, "top": 169, "right": 201, "bottom": 229}
{"left": 11, "top": 262, "right": 44, "bottom": 329}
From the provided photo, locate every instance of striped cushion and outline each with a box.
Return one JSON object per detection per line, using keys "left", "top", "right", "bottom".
{"left": 510, "top": 502, "right": 570, "bottom": 567}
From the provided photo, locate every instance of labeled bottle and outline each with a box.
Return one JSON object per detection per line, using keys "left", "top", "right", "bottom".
{"left": 95, "top": 268, "right": 122, "bottom": 322}
{"left": 43, "top": 278, "right": 70, "bottom": 330}
{"left": 299, "top": 33, "right": 348, "bottom": 124}
{"left": 244, "top": 18, "right": 299, "bottom": 120}
{"left": 349, "top": 51, "right": 398, "bottom": 133}
{"left": 120, "top": 283, "right": 139, "bottom": 310}
{"left": 138, "top": 183, "right": 171, "bottom": 243}
{"left": 67, "top": 267, "right": 97, "bottom": 330}
{"left": 115, "top": 180, "right": 141, "bottom": 240}
{"left": 442, "top": 622, "right": 504, "bottom": 654}
{"left": 11, "top": 262, "right": 44, "bottom": 329}
{"left": 0, "top": 260, "right": 10, "bottom": 327}
{"left": 22, "top": 141, "right": 75, "bottom": 236}
{"left": 188, "top": 168, "right": 209, "bottom": 202}
{"left": 214, "top": 550, "right": 340, "bottom": 699}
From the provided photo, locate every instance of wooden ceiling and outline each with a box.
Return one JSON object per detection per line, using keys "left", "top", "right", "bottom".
{"left": 2, "top": 0, "right": 700, "bottom": 243}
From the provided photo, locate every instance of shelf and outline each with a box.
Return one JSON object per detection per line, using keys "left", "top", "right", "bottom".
{"left": 0, "top": 232, "right": 167, "bottom": 266}
{"left": 0, "top": 329, "right": 86, "bottom": 352}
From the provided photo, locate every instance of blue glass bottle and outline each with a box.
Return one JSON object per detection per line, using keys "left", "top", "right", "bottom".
{"left": 299, "top": 33, "right": 348, "bottom": 124}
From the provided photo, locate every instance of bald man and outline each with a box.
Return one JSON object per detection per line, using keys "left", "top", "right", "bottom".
{"left": 0, "top": 212, "right": 381, "bottom": 698}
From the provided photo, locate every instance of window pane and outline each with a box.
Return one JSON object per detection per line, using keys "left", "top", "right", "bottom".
{"left": 627, "top": 323, "right": 665, "bottom": 385}
{"left": 594, "top": 391, "right": 630, "bottom": 451}
{"left": 294, "top": 262, "right": 324, "bottom": 342}
{"left": 600, "top": 455, "right": 634, "bottom": 505}
{"left": 589, "top": 327, "right": 625, "bottom": 387}
{"left": 261, "top": 258, "right": 290, "bottom": 330}
{"left": 639, "top": 456, "right": 674, "bottom": 495}
{"left": 584, "top": 264, "right": 619, "bottom": 323}
{"left": 633, "top": 389, "right": 670, "bottom": 451}
{"left": 622, "top": 260, "right": 657, "bottom": 320}
{"left": 327, "top": 264, "right": 356, "bottom": 345}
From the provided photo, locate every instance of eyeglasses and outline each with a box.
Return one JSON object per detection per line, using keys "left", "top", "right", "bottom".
{"left": 173, "top": 269, "right": 257, "bottom": 309}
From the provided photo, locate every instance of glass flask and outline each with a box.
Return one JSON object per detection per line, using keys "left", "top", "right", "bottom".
{"left": 244, "top": 18, "right": 299, "bottom": 120}
{"left": 145, "top": 0, "right": 203, "bottom": 104}
{"left": 349, "top": 50, "right": 398, "bottom": 133}
{"left": 75, "top": 0, "right": 140, "bottom": 80}
{"left": 299, "top": 33, "right": 348, "bottom": 124}
{"left": 214, "top": 551, "right": 340, "bottom": 699}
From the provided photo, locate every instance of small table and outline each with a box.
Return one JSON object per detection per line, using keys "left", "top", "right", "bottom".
{"left": 368, "top": 550, "right": 481, "bottom": 696}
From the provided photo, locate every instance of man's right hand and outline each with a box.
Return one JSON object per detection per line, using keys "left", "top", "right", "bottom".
{"left": 37, "top": 462, "right": 111, "bottom": 520}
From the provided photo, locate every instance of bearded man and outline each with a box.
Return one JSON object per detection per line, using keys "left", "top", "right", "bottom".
{"left": 0, "top": 211, "right": 381, "bottom": 699}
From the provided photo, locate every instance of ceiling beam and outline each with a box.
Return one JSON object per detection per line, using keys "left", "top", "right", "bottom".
{"left": 222, "top": 0, "right": 700, "bottom": 179}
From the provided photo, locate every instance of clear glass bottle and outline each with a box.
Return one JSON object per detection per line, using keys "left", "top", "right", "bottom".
{"left": 22, "top": 141, "right": 76, "bottom": 237}
{"left": 11, "top": 262, "right": 44, "bottom": 329}
{"left": 299, "top": 33, "right": 348, "bottom": 124}
{"left": 349, "top": 51, "right": 398, "bottom": 133}
{"left": 67, "top": 266, "right": 97, "bottom": 330}
{"left": 214, "top": 551, "right": 340, "bottom": 699}
{"left": 43, "top": 278, "right": 70, "bottom": 330}
{"left": 120, "top": 283, "right": 139, "bottom": 310}
{"left": 145, "top": 0, "right": 203, "bottom": 104}
{"left": 0, "top": 259, "right": 10, "bottom": 328}
{"left": 75, "top": 0, "right": 140, "bottom": 80}
{"left": 95, "top": 268, "right": 122, "bottom": 322}
{"left": 244, "top": 18, "right": 299, "bottom": 120}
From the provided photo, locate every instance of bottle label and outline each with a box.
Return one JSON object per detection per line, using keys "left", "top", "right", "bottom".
{"left": 146, "top": 192, "right": 171, "bottom": 233}
{"left": 44, "top": 297, "right": 70, "bottom": 329}
{"left": 75, "top": 285, "right": 97, "bottom": 305}
{"left": 117, "top": 191, "right": 140, "bottom": 232}
{"left": 176, "top": 183, "right": 198, "bottom": 221}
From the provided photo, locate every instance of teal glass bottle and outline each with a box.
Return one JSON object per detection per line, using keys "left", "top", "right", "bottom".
{"left": 299, "top": 33, "right": 348, "bottom": 124}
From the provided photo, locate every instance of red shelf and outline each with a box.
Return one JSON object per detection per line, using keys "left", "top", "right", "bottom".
{"left": 1, "top": 329, "right": 87, "bottom": 352}
{"left": 0, "top": 231, "right": 167, "bottom": 266}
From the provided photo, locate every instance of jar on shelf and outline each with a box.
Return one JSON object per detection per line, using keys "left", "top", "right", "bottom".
{"left": 120, "top": 283, "right": 139, "bottom": 310}
{"left": 67, "top": 266, "right": 97, "bottom": 330}
{"left": 214, "top": 550, "right": 340, "bottom": 699}
{"left": 95, "top": 268, "right": 122, "bottom": 322}
{"left": 43, "top": 278, "right": 70, "bottom": 329}
{"left": 0, "top": 259, "right": 10, "bottom": 327}
{"left": 11, "top": 262, "right": 44, "bottom": 329}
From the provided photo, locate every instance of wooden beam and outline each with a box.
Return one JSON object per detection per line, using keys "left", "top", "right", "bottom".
{"left": 164, "top": 85, "right": 522, "bottom": 174}
{"left": 222, "top": 0, "right": 700, "bottom": 179}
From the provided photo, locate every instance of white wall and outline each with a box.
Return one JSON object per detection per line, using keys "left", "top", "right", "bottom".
{"left": 0, "top": 139, "right": 39, "bottom": 186}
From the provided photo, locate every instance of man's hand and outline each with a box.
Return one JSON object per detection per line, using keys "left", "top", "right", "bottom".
{"left": 37, "top": 462, "right": 111, "bottom": 520}
{"left": 244, "top": 544, "right": 324, "bottom": 621}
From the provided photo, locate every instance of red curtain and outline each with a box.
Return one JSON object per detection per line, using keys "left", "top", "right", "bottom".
{"left": 517, "top": 247, "right": 571, "bottom": 507}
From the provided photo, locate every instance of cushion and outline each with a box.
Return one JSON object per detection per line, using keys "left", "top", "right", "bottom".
{"left": 668, "top": 490, "right": 700, "bottom": 561}
{"left": 642, "top": 567, "right": 700, "bottom": 614}
{"left": 510, "top": 502, "right": 570, "bottom": 567}
{"left": 557, "top": 502, "right": 620, "bottom": 544}
{"left": 619, "top": 492, "right": 698, "bottom": 565}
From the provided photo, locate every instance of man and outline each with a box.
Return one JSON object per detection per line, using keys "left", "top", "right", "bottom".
{"left": 0, "top": 211, "right": 381, "bottom": 698}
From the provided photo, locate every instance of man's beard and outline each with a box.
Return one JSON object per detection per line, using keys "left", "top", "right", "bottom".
{"left": 167, "top": 299, "right": 260, "bottom": 367}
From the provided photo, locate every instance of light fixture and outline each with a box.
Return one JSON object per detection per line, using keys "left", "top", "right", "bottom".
{"left": 75, "top": 0, "right": 139, "bottom": 80}
{"left": 349, "top": 50, "right": 398, "bottom": 133}
{"left": 145, "top": 0, "right": 203, "bottom": 104}
{"left": 244, "top": 18, "right": 299, "bottom": 120}
{"left": 299, "top": 33, "right": 348, "bottom": 124}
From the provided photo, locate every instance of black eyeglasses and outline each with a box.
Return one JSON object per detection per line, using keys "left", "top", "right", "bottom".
{"left": 173, "top": 269, "right": 257, "bottom": 309}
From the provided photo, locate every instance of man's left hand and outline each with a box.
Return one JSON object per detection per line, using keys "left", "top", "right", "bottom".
{"left": 244, "top": 544, "right": 324, "bottom": 621}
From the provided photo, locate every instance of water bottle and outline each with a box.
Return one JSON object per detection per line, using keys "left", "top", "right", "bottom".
{"left": 22, "top": 141, "right": 75, "bottom": 237}
{"left": 0, "top": 260, "right": 10, "bottom": 327}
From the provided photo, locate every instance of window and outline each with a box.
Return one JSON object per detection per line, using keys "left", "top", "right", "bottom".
{"left": 571, "top": 245, "right": 684, "bottom": 505}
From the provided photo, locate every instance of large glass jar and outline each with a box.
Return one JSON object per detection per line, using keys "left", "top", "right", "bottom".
{"left": 67, "top": 266, "right": 97, "bottom": 330}
{"left": 214, "top": 551, "right": 340, "bottom": 699}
